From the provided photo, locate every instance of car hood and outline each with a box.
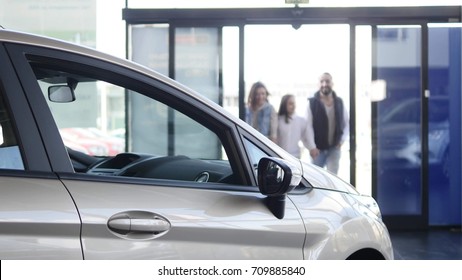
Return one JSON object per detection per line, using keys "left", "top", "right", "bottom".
{"left": 300, "top": 161, "right": 383, "bottom": 219}
{"left": 301, "top": 161, "right": 359, "bottom": 195}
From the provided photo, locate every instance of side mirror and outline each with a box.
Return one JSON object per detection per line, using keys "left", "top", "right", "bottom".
{"left": 48, "top": 85, "right": 76, "bottom": 103}
{"left": 257, "top": 157, "right": 302, "bottom": 219}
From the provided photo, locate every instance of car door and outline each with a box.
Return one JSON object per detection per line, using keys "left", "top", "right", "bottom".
{"left": 7, "top": 41, "right": 306, "bottom": 259}
{"left": 0, "top": 44, "right": 82, "bottom": 259}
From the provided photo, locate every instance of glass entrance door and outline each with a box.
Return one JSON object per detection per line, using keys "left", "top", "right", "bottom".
{"left": 244, "top": 24, "right": 351, "bottom": 182}
{"left": 356, "top": 25, "right": 427, "bottom": 229}
{"left": 357, "top": 23, "right": 462, "bottom": 229}
{"left": 374, "top": 25, "right": 425, "bottom": 228}
{"left": 428, "top": 23, "right": 462, "bottom": 226}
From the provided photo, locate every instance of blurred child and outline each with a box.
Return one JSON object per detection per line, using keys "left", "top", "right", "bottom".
{"left": 277, "top": 94, "right": 310, "bottom": 158}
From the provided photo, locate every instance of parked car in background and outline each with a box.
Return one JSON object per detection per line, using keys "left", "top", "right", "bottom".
{"left": 376, "top": 97, "right": 449, "bottom": 178}
{"left": 0, "top": 29, "right": 393, "bottom": 260}
{"left": 60, "top": 127, "right": 124, "bottom": 156}
{"left": 60, "top": 128, "right": 109, "bottom": 156}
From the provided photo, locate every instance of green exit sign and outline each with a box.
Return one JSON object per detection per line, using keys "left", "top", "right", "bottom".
{"left": 285, "top": 0, "right": 309, "bottom": 4}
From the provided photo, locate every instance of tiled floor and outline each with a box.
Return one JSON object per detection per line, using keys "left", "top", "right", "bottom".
{"left": 390, "top": 228, "right": 462, "bottom": 260}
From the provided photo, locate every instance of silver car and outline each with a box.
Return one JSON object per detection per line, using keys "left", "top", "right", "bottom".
{"left": 0, "top": 29, "right": 393, "bottom": 260}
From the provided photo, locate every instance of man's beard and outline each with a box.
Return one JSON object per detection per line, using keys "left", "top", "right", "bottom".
{"left": 321, "top": 88, "right": 332, "bottom": 95}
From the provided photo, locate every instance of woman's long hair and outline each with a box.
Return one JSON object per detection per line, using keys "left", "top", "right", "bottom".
{"left": 247, "top": 81, "right": 269, "bottom": 111}
{"left": 278, "top": 94, "right": 294, "bottom": 124}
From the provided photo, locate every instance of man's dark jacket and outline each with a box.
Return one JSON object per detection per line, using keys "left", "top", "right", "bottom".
{"left": 308, "top": 91, "right": 345, "bottom": 150}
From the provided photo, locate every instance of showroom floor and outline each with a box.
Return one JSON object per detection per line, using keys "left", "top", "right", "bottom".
{"left": 390, "top": 228, "right": 462, "bottom": 260}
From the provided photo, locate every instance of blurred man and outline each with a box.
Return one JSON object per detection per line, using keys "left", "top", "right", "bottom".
{"left": 306, "top": 72, "right": 349, "bottom": 174}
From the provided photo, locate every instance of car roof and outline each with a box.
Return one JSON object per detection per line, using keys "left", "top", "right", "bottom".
{"left": 0, "top": 29, "right": 152, "bottom": 76}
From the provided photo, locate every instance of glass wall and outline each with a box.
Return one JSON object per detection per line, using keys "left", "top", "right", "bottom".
{"left": 174, "top": 27, "right": 221, "bottom": 157}
{"left": 0, "top": 0, "right": 97, "bottom": 46}
{"left": 130, "top": 24, "right": 169, "bottom": 154}
{"left": 130, "top": 25, "right": 228, "bottom": 158}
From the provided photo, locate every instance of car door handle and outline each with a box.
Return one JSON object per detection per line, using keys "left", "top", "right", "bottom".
{"left": 108, "top": 211, "right": 171, "bottom": 236}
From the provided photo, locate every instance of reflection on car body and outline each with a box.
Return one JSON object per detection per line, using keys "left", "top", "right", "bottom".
{"left": 0, "top": 29, "right": 393, "bottom": 260}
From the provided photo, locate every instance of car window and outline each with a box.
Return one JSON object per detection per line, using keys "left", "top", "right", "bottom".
{"left": 29, "top": 62, "right": 243, "bottom": 185}
{"left": 0, "top": 90, "right": 24, "bottom": 170}
{"left": 244, "top": 138, "right": 269, "bottom": 172}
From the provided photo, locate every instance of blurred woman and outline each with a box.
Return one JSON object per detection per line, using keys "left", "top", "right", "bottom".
{"left": 245, "top": 81, "right": 278, "bottom": 142}
{"left": 277, "top": 94, "right": 310, "bottom": 158}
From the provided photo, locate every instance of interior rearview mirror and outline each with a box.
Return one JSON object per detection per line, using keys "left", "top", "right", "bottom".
{"left": 48, "top": 85, "right": 76, "bottom": 103}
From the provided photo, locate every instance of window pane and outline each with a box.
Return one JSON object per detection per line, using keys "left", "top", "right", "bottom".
{"left": 32, "top": 64, "right": 238, "bottom": 184}
{"left": 39, "top": 79, "right": 125, "bottom": 156}
{"left": 0, "top": 93, "right": 24, "bottom": 170}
